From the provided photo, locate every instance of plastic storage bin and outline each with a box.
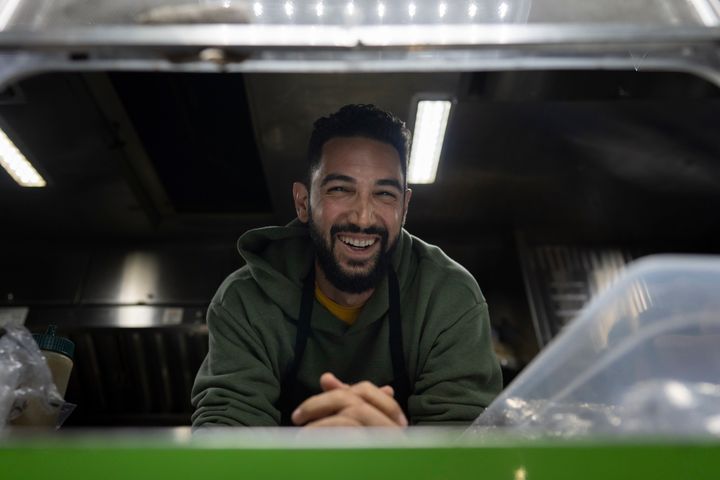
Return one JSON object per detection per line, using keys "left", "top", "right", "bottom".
{"left": 471, "top": 255, "right": 720, "bottom": 437}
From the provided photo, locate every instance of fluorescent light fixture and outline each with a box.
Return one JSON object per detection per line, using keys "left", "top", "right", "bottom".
{"left": 408, "top": 2, "right": 416, "bottom": 17}
{"left": 408, "top": 100, "right": 451, "bottom": 184}
{"left": 0, "top": 128, "right": 45, "bottom": 187}
{"left": 253, "top": 2, "right": 263, "bottom": 16}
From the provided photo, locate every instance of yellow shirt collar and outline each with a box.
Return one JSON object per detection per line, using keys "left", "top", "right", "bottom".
{"left": 315, "top": 283, "right": 363, "bottom": 326}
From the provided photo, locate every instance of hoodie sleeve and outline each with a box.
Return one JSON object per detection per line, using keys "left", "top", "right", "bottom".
{"left": 191, "top": 301, "right": 281, "bottom": 427}
{"left": 408, "top": 301, "right": 503, "bottom": 426}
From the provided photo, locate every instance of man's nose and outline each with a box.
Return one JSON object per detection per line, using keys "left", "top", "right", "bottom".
{"left": 349, "top": 195, "right": 375, "bottom": 227}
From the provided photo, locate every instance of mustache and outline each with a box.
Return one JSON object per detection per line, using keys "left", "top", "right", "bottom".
{"left": 330, "top": 223, "right": 388, "bottom": 239}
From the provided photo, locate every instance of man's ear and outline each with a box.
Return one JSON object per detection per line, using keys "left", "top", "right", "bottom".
{"left": 293, "top": 182, "right": 310, "bottom": 223}
{"left": 401, "top": 188, "right": 412, "bottom": 226}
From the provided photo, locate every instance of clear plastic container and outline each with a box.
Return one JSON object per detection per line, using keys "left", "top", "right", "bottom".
{"left": 470, "top": 255, "right": 720, "bottom": 437}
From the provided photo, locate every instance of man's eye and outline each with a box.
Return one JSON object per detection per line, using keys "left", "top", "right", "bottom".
{"left": 377, "top": 191, "right": 397, "bottom": 198}
{"left": 328, "top": 186, "right": 348, "bottom": 193}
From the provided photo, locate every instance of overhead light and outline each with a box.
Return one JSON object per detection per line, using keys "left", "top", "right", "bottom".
{"left": 498, "top": 1, "right": 509, "bottom": 19}
{"left": 408, "top": 100, "right": 452, "bottom": 184}
{"left": 377, "top": 2, "right": 385, "bottom": 18}
{"left": 408, "top": 3, "right": 416, "bottom": 17}
{"left": 438, "top": 2, "right": 447, "bottom": 18}
{"left": 468, "top": 2, "right": 478, "bottom": 17}
{"left": 0, "top": 128, "right": 45, "bottom": 187}
{"left": 253, "top": 2, "right": 263, "bottom": 16}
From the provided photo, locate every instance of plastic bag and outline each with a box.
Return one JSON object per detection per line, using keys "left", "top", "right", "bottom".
{"left": 0, "top": 326, "right": 70, "bottom": 429}
{"left": 470, "top": 380, "right": 720, "bottom": 438}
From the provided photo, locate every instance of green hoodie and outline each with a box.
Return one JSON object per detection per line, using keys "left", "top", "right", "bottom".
{"left": 191, "top": 221, "right": 502, "bottom": 426}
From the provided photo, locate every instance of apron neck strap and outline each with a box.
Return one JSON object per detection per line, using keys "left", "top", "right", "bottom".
{"left": 281, "top": 265, "right": 410, "bottom": 423}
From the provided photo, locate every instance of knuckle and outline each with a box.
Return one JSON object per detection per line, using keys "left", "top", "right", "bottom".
{"left": 357, "top": 402, "right": 377, "bottom": 417}
{"left": 388, "top": 399, "right": 401, "bottom": 413}
{"left": 343, "top": 404, "right": 364, "bottom": 417}
{"left": 331, "top": 389, "right": 351, "bottom": 401}
{"left": 366, "top": 402, "right": 380, "bottom": 414}
{"left": 354, "top": 381, "right": 376, "bottom": 393}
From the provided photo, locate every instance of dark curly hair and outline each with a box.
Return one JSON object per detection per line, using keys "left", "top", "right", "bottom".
{"left": 306, "top": 104, "right": 411, "bottom": 189}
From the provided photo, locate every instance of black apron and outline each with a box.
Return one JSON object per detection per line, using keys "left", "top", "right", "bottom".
{"left": 278, "top": 267, "right": 410, "bottom": 425}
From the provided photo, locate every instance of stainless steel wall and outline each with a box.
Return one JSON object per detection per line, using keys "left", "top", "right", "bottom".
{"left": 0, "top": 240, "right": 241, "bottom": 426}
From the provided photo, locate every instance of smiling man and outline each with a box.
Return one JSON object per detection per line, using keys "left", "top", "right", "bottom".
{"left": 191, "top": 104, "right": 502, "bottom": 427}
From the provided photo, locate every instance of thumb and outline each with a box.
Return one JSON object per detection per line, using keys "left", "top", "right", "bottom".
{"left": 320, "top": 372, "right": 348, "bottom": 392}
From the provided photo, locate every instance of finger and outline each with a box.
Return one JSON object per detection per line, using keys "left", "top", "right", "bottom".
{"left": 337, "top": 403, "right": 400, "bottom": 427}
{"left": 380, "top": 385, "right": 394, "bottom": 397}
{"left": 349, "top": 381, "right": 408, "bottom": 426}
{"left": 305, "top": 415, "right": 363, "bottom": 428}
{"left": 321, "top": 374, "right": 393, "bottom": 398}
{"left": 320, "top": 372, "right": 348, "bottom": 392}
{"left": 292, "top": 389, "right": 363, "bottom": 425}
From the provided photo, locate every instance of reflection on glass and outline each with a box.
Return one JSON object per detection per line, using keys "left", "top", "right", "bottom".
{"left": 498, "top": 1, "right": 509, "bottom": 18}
{"left": 0, "top": 0, "right": 22, "bottom": 30}
{"left": 688, "top": 0, "right": 720, "bottom": 26}
{"left": 468, "top": 2, "right": 478, "bottom": 17}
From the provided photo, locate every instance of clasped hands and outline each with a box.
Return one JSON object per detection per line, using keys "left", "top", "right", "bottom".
{"left": 291, "top": 372, "right": 408, "bottom": 427}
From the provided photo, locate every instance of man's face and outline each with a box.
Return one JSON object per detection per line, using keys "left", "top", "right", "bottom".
{"left": 293, "top": 136, "right": 412, "bottom": 293}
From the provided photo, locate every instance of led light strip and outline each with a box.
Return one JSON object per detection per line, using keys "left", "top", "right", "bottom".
{"left": 407, "top": 100, "right": 451, "bottom": 184}
{"left": 0, "top": 128, "right": 46, "bottom": 187}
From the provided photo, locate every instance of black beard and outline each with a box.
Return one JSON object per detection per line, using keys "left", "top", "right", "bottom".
{"left": 308, "top": 214, "right": 396, "bottom": 294}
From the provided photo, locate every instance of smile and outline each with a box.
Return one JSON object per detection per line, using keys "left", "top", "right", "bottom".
{"left": 338, "top": 235, "right": 378, "bottom": 249}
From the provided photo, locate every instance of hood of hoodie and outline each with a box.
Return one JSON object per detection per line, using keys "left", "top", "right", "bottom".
{"left": 236, "top": 219, "right": 416, "bottom": 334}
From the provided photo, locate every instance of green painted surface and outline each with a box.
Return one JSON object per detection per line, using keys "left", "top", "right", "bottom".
{"left": 2, "top": 433, "right": 720, "bottom": 480}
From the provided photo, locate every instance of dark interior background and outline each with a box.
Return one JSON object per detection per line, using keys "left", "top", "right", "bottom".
{"left": 1, "top": 69, "right": 719, "bottom": 426}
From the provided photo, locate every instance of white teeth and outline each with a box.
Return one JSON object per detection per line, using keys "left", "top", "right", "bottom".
{"left": 339, "top": 235, "right": 376, "bottom": 248}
